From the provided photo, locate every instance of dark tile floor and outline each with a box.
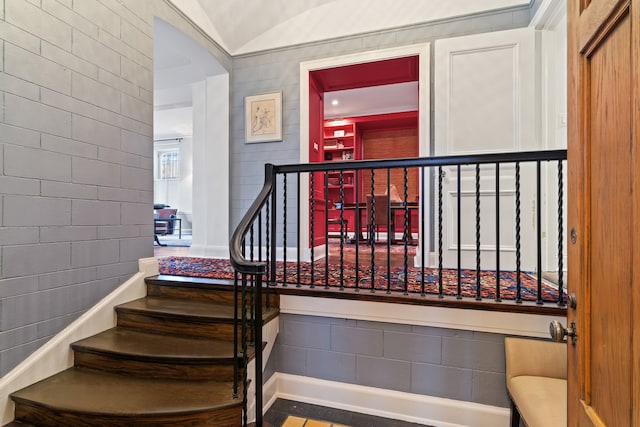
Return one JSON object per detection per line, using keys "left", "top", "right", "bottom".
{"left": 264, "top": 399, "right": 434, "bottom": 427}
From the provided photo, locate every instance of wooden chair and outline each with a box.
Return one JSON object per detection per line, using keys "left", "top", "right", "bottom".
{"left": 366, "top": 195, "right": 394, "bottom": 243}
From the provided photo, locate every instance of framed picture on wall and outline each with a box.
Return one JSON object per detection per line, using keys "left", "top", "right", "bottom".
{"left": 245, "top": 91, "right": 283, "bottom": 143}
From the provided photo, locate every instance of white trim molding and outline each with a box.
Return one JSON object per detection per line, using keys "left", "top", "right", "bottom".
{"left": 280, "top": 295, "right": 565, "bottom": 337}
{"left": 264, "top": 373, "right": 511, "bottom": 427}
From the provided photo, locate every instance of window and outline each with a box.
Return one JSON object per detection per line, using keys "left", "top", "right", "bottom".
{"left": 158, "top": 150, "right": 179, "bottom": 179}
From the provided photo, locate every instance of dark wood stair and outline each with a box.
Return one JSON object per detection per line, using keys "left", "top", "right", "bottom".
{"left": 9, "top": 276, "right": 279, "bottom": 426}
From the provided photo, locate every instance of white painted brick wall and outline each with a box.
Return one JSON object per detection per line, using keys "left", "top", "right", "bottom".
{"left": 42, "top": 40, "right": 99, "bottom": 79}
{"left": 72, "top": 30, "right": 121, "bottom": 75}
{"left": 42, "top": 0, "right": 99, "bottom": 39}
{"left": 4, "top": 196, "right": 71, "bottom": 226}
{"left": 6, "top": 0, "right": 72, "bottom": 50}
{"left": 71, "top": 240, "right": 120, "bottom": 268}
{"left": 71, "top": 200, "right": 120, "bottom": 225}
{"left": 72, "top": 115, "right": 121, "bottom": 149}
{"left": 73, "top": 0, "right": 120, "bottom": 38}
{"left": 42, "top": 134, "right": 98, "bottom": 159}
{"left": 4, "top": 145, "right": 71, "bottom": 181}
{"left": 5, "top": 93, "right": 72, "bottom": 136}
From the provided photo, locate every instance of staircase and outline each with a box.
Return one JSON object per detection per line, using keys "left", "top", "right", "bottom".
{"left": 8, "top": 276, "right": 279, "bottom": 427}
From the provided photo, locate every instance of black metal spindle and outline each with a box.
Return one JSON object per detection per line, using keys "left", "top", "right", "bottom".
{"left": 282, "top": 174, "right": 288, "bottom": 287}
{"left": 266, "top": 197, "right": 271, "bottom": 286}
{"left": 515, "top": 162, "right": 522, "bottom": 304}
{"left": 370, "top": 169, "right": 376, "bottom": 293}
{"left": 386, "top": 168, "right": 391, "bottom": 294}
{"left": 475, "top": 164, "right": 482, "bottom": 301}
{"left": 339, "top": 171, "right": 345, "bottom": 290}
{"left": 536, "top": 161, "right": 543, "bottom": 305}
{"left": 403, "top": 167, "right": 409, "bottom": 295}
{"left": 354, "top": 169, "right": 360, "bottom": 291}
{"left": 324, "top": 172, "right": 329, "bottom": 289}
{"left": 240, "top": 274, "right": 248, "bottom": 427}
{"left": 270, "top": 175, "right": 277, "bottom": 289}
{"left": 310, "top": 172, "right": 315, "bottom": 289}
{"left": 438, "top": 166, "right": 444, "bottom": 298}
{"left": 456, "top": 164, "right": 462, "bottom": 299}
{"left": 232, "top": 272, "right": 239, "bottom": 398}
{"left": 557, "top": 160, "right": 565, "bottom": 306}
{"left": 296, "top": 172, "right": 301, "bottom": 287}
{"left": 495, "top": 163, "right": 501, "bottom": 302}
{"left": 253, "top": 273, "right": 263, "bottom": 427}
{"left": 420, "top": 166, "right": 425, "bottom": 296}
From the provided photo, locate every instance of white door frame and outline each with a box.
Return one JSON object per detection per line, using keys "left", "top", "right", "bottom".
{"left": 299, "top": 43, "right": 431, "bottom": 262}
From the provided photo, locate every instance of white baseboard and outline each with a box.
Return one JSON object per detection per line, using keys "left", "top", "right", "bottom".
{"left": 263, "top": 373, "right": 510, "bottom": 427}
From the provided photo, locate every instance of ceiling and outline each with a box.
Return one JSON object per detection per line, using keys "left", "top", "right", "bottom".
{"left": 169, "top": 0, "right": 530, "bottom": 56}
{"left": 155, "top": 0, "right": 531, "bottom": 139}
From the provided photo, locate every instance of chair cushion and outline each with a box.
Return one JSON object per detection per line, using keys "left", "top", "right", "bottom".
{"left": 508, "top": 376, "right": 567, "bottom": 427}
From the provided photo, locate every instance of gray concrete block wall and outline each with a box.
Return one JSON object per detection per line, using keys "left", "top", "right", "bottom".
{"left": 0, "top": 0, "right": 231, "bottom": 376}
{"left": 275, "top": 313, "right": 510, "bottom": 408}
{"left": 229, "top": 4, "right": 534, "bottom": 231}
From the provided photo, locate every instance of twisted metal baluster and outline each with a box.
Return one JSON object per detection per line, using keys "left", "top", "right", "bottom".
{"left": 557, "top": 160, "right": 565, "bottom": 306}
{"left": 475, "top": 164, "right": 482, "bottom": 301}
{"left": 249, "top": 226, "right": 255, "bottom": 343}
{"left": 515, "top": 162, "right": 522, "bottom": 303}
{"left": 403, "top": 167, "right": 409, "bottom": 295}
{"left": 339, "top": 171, "right": 345, "bottom": 291}
{"left": 438, "top": 166, "right": 444, "bottom": 298}
{"left": 282, "top": 174, "right": 288, "bottom": 287}
{"left": 310, "top": 172, "right": 315, "bottom": 289}
{"left": 370, "top": 169, "right": 376, "bottom": 293}
{"left": 266, "top": 197, "right": 270, "bottom": 286}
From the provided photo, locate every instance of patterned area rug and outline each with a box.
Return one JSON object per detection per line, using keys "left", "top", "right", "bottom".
{"left": 158, "top": 256, "right": 560, "bottom": 302}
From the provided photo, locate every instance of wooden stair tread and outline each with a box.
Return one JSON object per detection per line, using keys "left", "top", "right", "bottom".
{"left": 72, "top": 328, "right": 243, "bottom": 363}
{"left": 117, "top": 297, "right": 236, "bottom": 321}
{"left": 11, "top": 368, "right": 241, "bottom": 416}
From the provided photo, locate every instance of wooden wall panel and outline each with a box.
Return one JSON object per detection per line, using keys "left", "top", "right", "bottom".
{"left": 361, "top": 128, "right": 419, "bottom": 202}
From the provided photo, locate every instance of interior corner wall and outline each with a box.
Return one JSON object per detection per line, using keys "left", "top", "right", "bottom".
{"left": 190, "top": 74, "right": 230, "bottom": 258}
{"left": 0, "top": 0, "right": 230, "bottom": 377}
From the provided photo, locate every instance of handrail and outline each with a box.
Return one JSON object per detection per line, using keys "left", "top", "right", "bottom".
{"left": 229, "top": 163, "right": 274, "bottom": 275}
{"left": 274, "top": 149, "right": 567, "bottom": 173}
{"left": 228, "top": 149, "right": 567, "bottom": 427}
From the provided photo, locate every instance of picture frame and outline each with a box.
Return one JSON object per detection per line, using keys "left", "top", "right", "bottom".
{"left": 245, "top": 91, "right": 283, "bottom": 143}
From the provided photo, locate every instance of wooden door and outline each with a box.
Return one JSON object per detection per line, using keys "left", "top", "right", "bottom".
{"left": 567, "top": 0, "right": 639, "bottom": 426}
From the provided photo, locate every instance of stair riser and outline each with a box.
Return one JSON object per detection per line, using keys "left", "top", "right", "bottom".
{"left": 73, "top": 352, "right": 244, "bottom": 381}
{"left": 146, "top": 283, "right": 280, "bottom": 307}
{"left": 15, "top": 403, "right": 242, "bottom": 427}
{"left": 116, "top": 311, "right": 250, "bottom": 341}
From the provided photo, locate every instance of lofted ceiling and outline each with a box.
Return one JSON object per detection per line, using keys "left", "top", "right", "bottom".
{"left": 169, "top": 0, "right": 530, "bottom": 56}
{"left": 155, "top": 0, "right": 531, "bottom": 139}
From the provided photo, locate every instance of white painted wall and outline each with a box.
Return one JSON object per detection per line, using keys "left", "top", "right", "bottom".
{"left": 190, "top": 74, "right": 231, "bottom": 258}
{"left": 434, "top": 28, "right": 539, "bottom": 271}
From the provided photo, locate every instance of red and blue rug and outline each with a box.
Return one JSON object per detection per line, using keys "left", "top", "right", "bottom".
{"left": 158, "top": 256, "right": 560, "bottom": 302}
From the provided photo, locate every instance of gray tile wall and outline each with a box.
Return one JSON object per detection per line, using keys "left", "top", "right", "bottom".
{"left": 273, "top": 313, "right": 510, "bottom": 408}
{"left": 229, "top": 5, "right": 533, "bottom": 231}
{"left": 0, "top": 0, "right": 230, "bottom": 376}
